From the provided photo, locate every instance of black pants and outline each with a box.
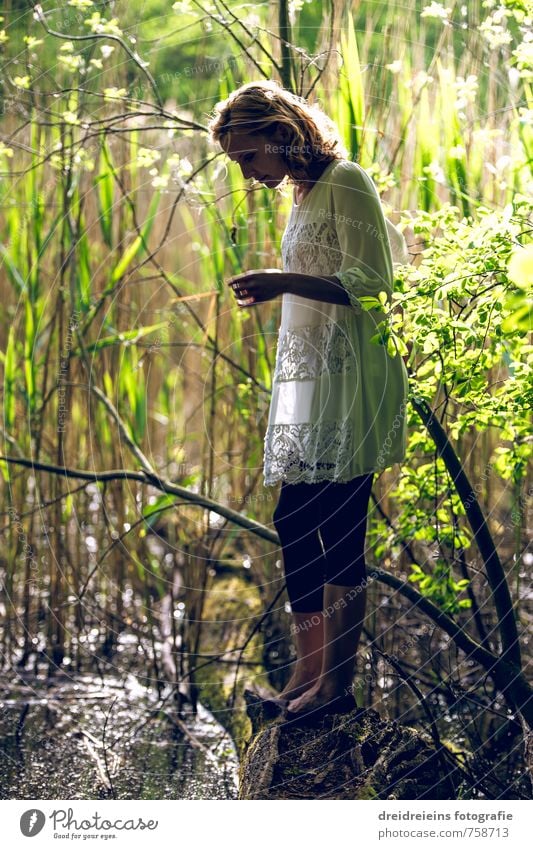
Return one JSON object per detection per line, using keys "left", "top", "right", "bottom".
{"left": 272, "top": 473, "right": 375, "bottom": 613}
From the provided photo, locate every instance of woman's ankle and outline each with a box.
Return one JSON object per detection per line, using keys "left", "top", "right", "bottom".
{"left": 278, "top": 667, "right": 321, "bottom": 696}
{"left": 278, "top": 680, "right": 314, "bottom": 698}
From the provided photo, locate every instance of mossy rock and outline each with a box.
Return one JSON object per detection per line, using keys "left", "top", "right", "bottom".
{"left": 239, "top": 689, "right": 460, "bottom": 800}
{"left": 194, "top": 575, "right": 265, "bottom": 752}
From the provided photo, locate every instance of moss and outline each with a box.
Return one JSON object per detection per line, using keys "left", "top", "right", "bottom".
{"left": 441, "top": 738, "right": 470, "bottom": 766}
{"left": 356, "top": 783, "right": 378, "bottom": 799}
{"left": 195, "top": 573, "right": 266, "bottom": 748}
{"left": 284, "top": 764, "right": 303, "bottom": 776}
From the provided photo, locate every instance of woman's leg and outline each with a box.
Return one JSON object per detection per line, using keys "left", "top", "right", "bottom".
{"left": 272, "top": 480, "right": 327, "bottom": 699}
{"left": 286, "top": 473, "right": 374, "bottom": 711}
{"left": 281, "top": 611, "right": 324, "bottom": 699}
{"left": 319, "top": 473, "right": 374, "bottom": 694}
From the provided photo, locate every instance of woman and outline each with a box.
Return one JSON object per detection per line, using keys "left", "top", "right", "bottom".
{"left": 208, "top": 80, "right": 409, "bottom": 722}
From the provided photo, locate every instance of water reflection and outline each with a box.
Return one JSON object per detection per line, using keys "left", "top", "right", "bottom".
{"left": 0, "top": 673, "right": 238, "bottom": 800}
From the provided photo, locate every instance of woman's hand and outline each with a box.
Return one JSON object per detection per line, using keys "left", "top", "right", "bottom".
{"left": 227, "top": 269, "right": 290, "bottom": 307}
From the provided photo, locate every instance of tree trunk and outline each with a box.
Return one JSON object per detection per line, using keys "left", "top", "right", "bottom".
{"left": 238, "top": 690, "right": 460, "bottom": 800}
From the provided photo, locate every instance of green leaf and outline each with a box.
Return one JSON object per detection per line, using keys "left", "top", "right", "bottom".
{"left": 339, "top": 13, "right": 365, "bottom": 158}
{"left": 78, "top": 322, "right": 168, "bottom": 354}
{"left": 359, "top": 296, "right": 383, "bottom": 311}
{"left": 141, "top": 494, "right": 177, "bottom": 530}
{"left": 76, "top": 228, "right": 92, "bottom": 312}
{"left": 94, "top": 140, "right": 115, "bottom": 248}
{"left": 24, "top": 296, "right": 36, "bottom": 412}
{"left": 3, "top": 325, "right": 16, "bottom": 430}
{"left": 501, "top": 296, "right": 533, "bottom": 333}
{"left": 0, "top": 242, "right": 26, "bottom": 294}
{"left": 110, "top": 188, "right": 161, "bottom": 283}
{"left": 391, "top": 331, "right": 409, "bottom": 356}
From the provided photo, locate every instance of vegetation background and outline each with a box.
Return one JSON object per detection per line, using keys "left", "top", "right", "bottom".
{"left": 0, "top": 0, "right": 531, "bottom": 799}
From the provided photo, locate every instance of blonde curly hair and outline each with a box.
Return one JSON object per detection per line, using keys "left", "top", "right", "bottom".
{"left": 207, "top": 79, "right": 348, "bottom": 185}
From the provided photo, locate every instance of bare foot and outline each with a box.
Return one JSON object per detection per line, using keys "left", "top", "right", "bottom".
{"left": 278, "top": 673, "right": 320, "bottom": 701}
{"left": 286, "top": 680, "right": 340, "bottom": 714}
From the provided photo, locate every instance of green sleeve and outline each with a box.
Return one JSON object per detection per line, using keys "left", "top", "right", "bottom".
{"left": 329, "top": 162, "right": 395, "bottom": 313}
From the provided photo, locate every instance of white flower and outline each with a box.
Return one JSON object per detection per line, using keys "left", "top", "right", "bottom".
{"left": 62, "top": 110, "right": 80, "bottom": 125}
{"left": 23, "top": 35, "right": 43, "bottom": 48}
{"left": 495, "top": 155, "right": 511, "bottom": 171}
{"left": 73, "top": 148, "right": 95, "bottom": 171}
{"left": 472, "top": 127, "right": 503, "bottom": 146}
{"left": 449, "top": 145, "right": 466, "bottom": 158}
{"left": 479, "top": 14, "right": 512, "bottom": 48}
{"left": 172, "top": 1, "right": 192, "bottom": 12}
{"left": 421, "top": 2, "right": 451, "bottom": 20}
{"left": 288, "top": 0, "right": 306, "bottom": 25}
{"left": 405, "top": 69, "right": 434, "bottom": 93}
{"left": 136, "top": 147, "right": 161, "bottom": 168}
{"left": 59, "top": 53, "right": 84, "bottom": 71}
{"left": 103, "top": 87, "right": 127, "bottom": 100}
{"left": 365, "top": 162, "right": 397, "bottom": 191}
{"left": 512, "top": 40, "right": 533, "bottom": 78}
{"left": 385, "top": 59, "right": 403, "bottom": 73}
{"left": 99, "top": 44, "right": 115, "bottom": 58}
{"left": 422, "top": 161, "right": 446, "bottom": 184}
{"left": 178, "top": 157, "right": 193, "bottom": 175}
{"left": 455, "top": 74, "right": 478, "bottom": 110}
{"left": 508, "top": 67, "right": 521, "bottom": 88}
{"left": 84, "top": 12, "right": 122, "bottom": 36}
{"left": 244, "top": 12, "right": 261, "bottom": 29}
{"left": 151, "top": 174, "right": 169, "bottom": 189}
{"left": 491, "top": 5, "right": 510, "bottom": 25}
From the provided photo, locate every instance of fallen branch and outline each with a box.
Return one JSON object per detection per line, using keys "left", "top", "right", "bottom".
{"left": 2, "top": 452, "right": 532, "bottom": 729}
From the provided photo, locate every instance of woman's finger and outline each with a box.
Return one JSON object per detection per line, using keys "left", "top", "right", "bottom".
{"left": 237, "top": 293, "right": 256, "bottom": 305}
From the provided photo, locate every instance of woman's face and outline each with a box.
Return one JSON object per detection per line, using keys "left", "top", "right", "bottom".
{"left": 223, "top": 129, "right": 291, "bottom": 187}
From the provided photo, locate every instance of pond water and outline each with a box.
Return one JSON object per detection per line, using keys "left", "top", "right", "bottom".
{"left": 0, "top": 672, "right": 239, "bottom": 800}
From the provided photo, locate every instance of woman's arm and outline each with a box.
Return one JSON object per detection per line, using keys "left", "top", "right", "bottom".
{"left": 284, "top": 272, "right": 351, "bottom": 305}
{"left": 228, "top": 164, "right": 400, "bottom": 310}
{"left": 320, "top": 161, "right": 395, "bottom": 313}
{"left": 227, "top": 269, "right": 350, "bottom": 306}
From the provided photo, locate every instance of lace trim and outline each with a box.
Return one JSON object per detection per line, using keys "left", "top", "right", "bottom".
{"left": 281, "top": 218, "right": 363, "bottom": 314}
{"left": 274, "top": 319, "right": 357, "bottom": 383}
{"left": 263, "top": 421, "right": 355, "bottom": 484}
{"left": 281, "top": 219, "right": 337, "bottom": 271}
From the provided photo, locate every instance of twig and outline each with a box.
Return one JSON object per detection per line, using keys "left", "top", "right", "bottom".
{"left": 31, "top": 2, "right": 163, "bottom": 109}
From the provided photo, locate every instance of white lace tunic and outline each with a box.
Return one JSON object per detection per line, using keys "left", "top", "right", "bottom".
{"left": 262, "top": 158, "right": 410, "bottom": 486}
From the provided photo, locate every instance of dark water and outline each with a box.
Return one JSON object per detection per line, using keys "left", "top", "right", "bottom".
{"left": 0, "top": 672, "right": 238, "bottom": 800}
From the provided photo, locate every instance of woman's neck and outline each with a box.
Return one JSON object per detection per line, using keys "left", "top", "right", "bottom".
{"left": 294, "top": 158, "right": 336, "bottom": 203}
{"left": 294, "top": 183, "right": 309, "bottom": 203}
